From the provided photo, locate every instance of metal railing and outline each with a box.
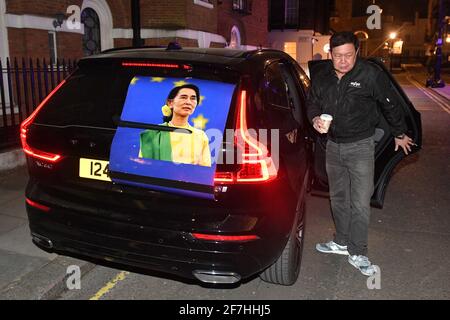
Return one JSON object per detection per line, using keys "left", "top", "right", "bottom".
{"left": 0, "top": 57, "right": 77, "bottom": 150}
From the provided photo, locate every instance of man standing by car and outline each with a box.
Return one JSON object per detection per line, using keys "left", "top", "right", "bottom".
{"left": 306, "top": 31, "right": 414, "bottom": 276}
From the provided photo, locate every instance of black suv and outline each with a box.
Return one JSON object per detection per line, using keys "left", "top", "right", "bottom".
{"left": 21, "top": 47, "right": 421, "bottom": 286}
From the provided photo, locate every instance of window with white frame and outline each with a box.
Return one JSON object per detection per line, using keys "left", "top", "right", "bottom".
{"left": 285, "top": 0, "right": 299, "bottom": 25}
{"left": 229, "top": 26, "right": 241, "bottom": 49}
{"left": 283, "top": 42, "right": 297, "bottom": 60}
{"left": 82, "top": 7, "right": 102, "bottom": 56}
{"left": 232, "top": 0, "right": 252, "bottom": 14}
{"left": 48, "top": 31, "right": 57, "bottom": 64}
{"left": 193, "top": 0, "right": 214, "bottom": 9}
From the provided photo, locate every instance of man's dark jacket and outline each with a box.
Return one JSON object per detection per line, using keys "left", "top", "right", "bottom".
{"left": 306, "top": 58, "right": 407, "bottom": 143}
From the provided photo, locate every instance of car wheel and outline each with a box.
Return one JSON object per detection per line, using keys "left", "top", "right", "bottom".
{"left": 259, "top": 195, "right": 305, "bottom": 286}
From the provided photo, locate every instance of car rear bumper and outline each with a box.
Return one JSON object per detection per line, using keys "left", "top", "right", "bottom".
{"left": 27, "top": 204, "right": 285, "bottom": 282}
{"left": 25, "top": 169, "right": 299, "bottom": 283}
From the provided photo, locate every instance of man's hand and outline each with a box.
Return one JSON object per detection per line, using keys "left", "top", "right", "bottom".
{"left": 285, "top": 129, "right": 298, "bottom": 144}
{"left": 312, "top": 116, "right": 327, "bottom": 134}
{"left": 395, "top": 134, "right": 415, "bottom": 155}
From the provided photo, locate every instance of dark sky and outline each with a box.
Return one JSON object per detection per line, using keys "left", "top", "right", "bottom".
{"left": 352, "top": 0, "right": 429, "bottom": 22}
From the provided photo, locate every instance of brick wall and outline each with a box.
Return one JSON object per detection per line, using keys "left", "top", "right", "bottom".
{"left": 56, "top": 32, "right": 83, "bottom": 59}
{"left": 8, "top": 27, "right": 81, "bottom": 61}
{"left": 6, "top": 0, "right": 84, "bottom": 61}
{"left": 131, "top": 0, "right": 220, "bottom": 48}
{"left": 210, "top": 41, "right": 226, "bottom": 48}
{"left": 6, "top": 0, "right": 83, "bottom": 16}
{"left": 5, "top": 0, "right": 126, "bottom": 25}
{"left": 8, "top": 28, "right": 45, "bottom": 59}
{"left": 114, "top": 38, "right": 133, "bottom": 48}
{"left": 140, "top": 0, "right": 187, "bottom": 29}
{"left": 218, "top": 0, "right": 268, "bottom": 47}
{"left": 106, "top": 0, "right": 130, "bottom": 29}
{"left": 4, "top": 0, "right": 265, "bottom": 60}
{"left": 144, "top": 37, "right": 198, "bottom": 48}
{"left": 138, "top": 0, "right": 218, "bottom": 33}
{"left": 186, "top": 0, "right": 218, "bottom": 34}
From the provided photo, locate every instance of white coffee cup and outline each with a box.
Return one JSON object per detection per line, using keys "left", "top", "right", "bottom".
{"left": 320, "top": 114, "right": 333, "bottom": 133}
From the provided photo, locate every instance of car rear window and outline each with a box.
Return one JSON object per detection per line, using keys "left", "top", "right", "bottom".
{"left": 34, "top": 66, "right": 125, "bottom": 128}
{"left": 34, "top": 62, "right": 240, "bottom": 130}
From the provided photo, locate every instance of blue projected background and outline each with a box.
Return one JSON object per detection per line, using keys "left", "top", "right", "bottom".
{"left": 109, "top": 76, "right": 236, "bottom": 199}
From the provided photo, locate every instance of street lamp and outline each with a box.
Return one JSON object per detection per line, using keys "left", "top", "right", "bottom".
{"left": 323, "top": 43, "right": 330, "bottom": 59}
{"left": 311, "top": 37, "right": 318, "bottom": 60}
{"left": 388, "top": 32, "right": 397, "bottom": 72}
{"left": 446, "top": 16, "right": 450, "bottom": 43}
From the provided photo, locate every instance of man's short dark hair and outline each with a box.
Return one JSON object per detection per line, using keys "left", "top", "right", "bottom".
{"left": 330, "top": 31, "right": 359, "bottom": 51}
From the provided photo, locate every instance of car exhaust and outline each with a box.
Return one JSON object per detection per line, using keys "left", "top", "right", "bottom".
{"left": 193, "top": 270, "right": 241, "bottom": 284}
{"left": 31, "top": 233, "right": 53, "bottom": 249}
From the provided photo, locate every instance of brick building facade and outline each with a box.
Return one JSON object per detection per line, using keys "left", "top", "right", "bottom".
{"left": 268, "top": 0, "right": 332, "bottom": 70}
{"left": 0, "top": 0, "right": 268, "bottom": 62}
{"left": 329, "top": 0, "right": 448, "bottom": 62}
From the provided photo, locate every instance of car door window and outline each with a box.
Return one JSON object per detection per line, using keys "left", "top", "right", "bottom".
{"left": 278, "top": 63, "right": 305, "bottom": 129}
{"left": 265, "top": 62, "right": 290, "bottom": 111}
{"left": 293, "top": 63, "right": 310, "bottom": 93}
{"left": 264, "top": 62, "right": 298, "bottom": 132}
{"left": 264, "top": 61, "right": 309, "bottom": 194}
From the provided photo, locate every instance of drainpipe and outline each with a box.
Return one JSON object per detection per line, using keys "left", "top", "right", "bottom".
{"left": 427, "top": 0, "right": 446, "bottom": 88}
{"left": 432, "top": 0, "right": 445, "bottom": 87}
{"left": 131, "top": 0, "right": 144, "bottom": 47}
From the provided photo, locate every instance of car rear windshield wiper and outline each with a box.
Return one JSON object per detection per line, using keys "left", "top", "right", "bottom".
{"left": 118, "top": 120, "right": 192, "bottom": 134}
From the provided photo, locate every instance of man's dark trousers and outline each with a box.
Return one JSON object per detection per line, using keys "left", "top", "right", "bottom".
{"left": 325, "top": 136, "right": 375, "bottom": 256}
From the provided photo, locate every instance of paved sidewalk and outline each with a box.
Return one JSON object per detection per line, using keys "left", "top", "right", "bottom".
{"left": 0, "top": 166, "right": 95, "bottom": 300}
{"left": 402, "top": 64, "right": 450, "bottom": 101}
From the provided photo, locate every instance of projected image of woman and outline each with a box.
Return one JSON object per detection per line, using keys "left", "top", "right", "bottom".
{"left": 139, "top": 84, "right": 211, "bottom": 167}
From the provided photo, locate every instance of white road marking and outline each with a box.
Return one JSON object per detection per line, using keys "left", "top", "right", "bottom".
{"left": 406, "top": 75, "right": 450, "bottom": 115}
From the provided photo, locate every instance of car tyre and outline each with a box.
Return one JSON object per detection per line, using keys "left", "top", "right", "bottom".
{"left": 259, "top": 195, "right": 305, "bottom": 286}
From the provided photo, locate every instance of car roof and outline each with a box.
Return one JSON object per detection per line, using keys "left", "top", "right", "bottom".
{"left": 80, "top": 47, "right": 290, "bottom": 69}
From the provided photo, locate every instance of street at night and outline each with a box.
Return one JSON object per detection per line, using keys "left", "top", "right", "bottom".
{"left": 1, "top": 66, "right": 449, "bottom": 300}
{"left": 1, "top": 0, "right": 450, "bottom": 306}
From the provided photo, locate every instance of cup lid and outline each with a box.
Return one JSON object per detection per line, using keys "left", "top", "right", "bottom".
{"left": 320, "top": 114, "right": 333, "bottom": 120}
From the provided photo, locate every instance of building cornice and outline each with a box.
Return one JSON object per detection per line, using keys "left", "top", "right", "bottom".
{"left": 113, "top": 28, "right": 227, "bottom": 48}
{"left": 3, "top": 15, "right": 228, "bottom": 49}
{"left": 5, "top": 14, "right": 84, "bottom": 34}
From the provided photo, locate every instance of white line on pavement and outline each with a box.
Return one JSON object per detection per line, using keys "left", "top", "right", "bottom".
{"left": 406, "top": 75, "right": 450, "bottom": 115}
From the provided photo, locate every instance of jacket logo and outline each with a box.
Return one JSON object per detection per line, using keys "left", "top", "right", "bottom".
{"left": 349, "top": 81, "right": 362, "bottom": 88}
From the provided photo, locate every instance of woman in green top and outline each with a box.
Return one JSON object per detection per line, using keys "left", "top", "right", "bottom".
{"left": 139, "top": 84, "right": 211, "bottom": 167}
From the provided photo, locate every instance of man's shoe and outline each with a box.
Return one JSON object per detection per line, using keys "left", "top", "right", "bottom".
{"left": 316, "top": 241, "right": 349, "bottom": 255}
{"left": 348, "top": 255, "right": 377, "bottom": 276}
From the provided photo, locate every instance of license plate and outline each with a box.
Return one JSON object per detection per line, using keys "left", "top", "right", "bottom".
{"left": 79, "top": 158, "right": 111, "bottom": 182}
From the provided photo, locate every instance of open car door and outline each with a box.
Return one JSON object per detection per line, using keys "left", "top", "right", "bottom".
{"left": 308, "top": 58, "right": 422, "bottom": 208}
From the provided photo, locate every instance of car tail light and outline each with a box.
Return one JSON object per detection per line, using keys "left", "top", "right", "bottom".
{"left": 121, "top": 62, "right": 192, "bottom": 71}
{"left": 20, "top": 80, "right": 66, "bottom": 163}
{"left": 214, "top": 90, "right": 277, "bottom": 184}
{"left": 191, "top": 233, "right": 259, "bottom": 242}
{"left": 26, "top": 198, "right": 51, "bottom": 212}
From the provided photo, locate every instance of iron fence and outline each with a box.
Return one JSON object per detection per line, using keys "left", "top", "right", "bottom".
{"left": 0, "top": 57, "right": 77, "bottom": 150}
